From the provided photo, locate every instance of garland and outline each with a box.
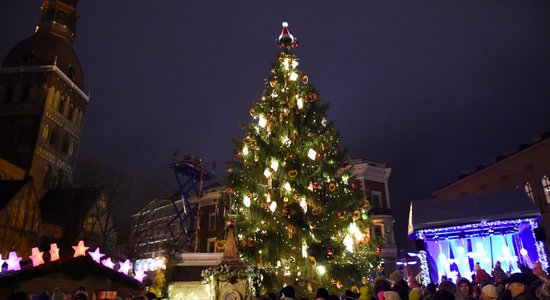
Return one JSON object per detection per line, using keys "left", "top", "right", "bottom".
{"left": 201, "top": 264, "right": 259, "bottom": 285}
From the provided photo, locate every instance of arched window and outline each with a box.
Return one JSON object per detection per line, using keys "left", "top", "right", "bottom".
{"left": 46, "top": 86, "right": 55, "bottom": 106}
{"left": 524, "top": 181, "right": 534, "bottom": 201}
{"left": 542, "top": 176, "right": 550, "bottom": 204}
{"left": 42, "top": 124, "right": 50, "bottom": 140}
{"left": 58, "top": 97, "right": 65, "bottom": 114}
{"left": 53, "top": 91, "right": 61, "bottom": 109}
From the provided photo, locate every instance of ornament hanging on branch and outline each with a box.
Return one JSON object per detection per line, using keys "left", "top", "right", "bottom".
{"left": 287, "top": 224, "right": 296, "bottom": 238}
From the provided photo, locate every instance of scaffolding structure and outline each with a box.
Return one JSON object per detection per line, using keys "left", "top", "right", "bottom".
{"left": 167, "top": 155, "right": 215, "bottom": 252}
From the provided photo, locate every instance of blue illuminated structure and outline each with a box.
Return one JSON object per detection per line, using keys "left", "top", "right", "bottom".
{"left": 414, "top": 218, "right": 548, "bottom": 284}
{"left": 408, "top": 190, "right": 548, "bottom": 285}
{"left": 168, "top": 156, "right": 215, "bottom": 252}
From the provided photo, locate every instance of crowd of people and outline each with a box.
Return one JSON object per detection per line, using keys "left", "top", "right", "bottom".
{"left": 5, "top": 287, "right": 157, "bottom": 300}
{"left": 258, "top": 261, "right": 550, "bottom": 300}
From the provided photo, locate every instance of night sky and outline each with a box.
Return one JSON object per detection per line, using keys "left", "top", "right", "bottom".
{"left": 2, "top": 1, "right": 549, "bottom": 248}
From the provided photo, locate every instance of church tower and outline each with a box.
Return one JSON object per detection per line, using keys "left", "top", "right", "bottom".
{"left": 0, "top": 0, "right": 89, "bottom": 197}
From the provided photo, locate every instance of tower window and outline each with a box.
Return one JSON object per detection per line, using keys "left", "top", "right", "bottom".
{"left": 62, "top": 139, "right": 70, "bottom": 154}
{"left": 524, "top": 181, "right": 534, "bottom": 201}
{"left": 208, "top": 213, "right": 216, "bottom": 231}
{"left": 42, "top": 124, "right": 50, "bottom": 140}
{"left": 542, "top": 176, "right": 550, "bottom": 204}
{"left": 58, "top": 97, "right": 65, "bottom": 114}
{"left": 49, "top": 129, "right": 58, "bottom": 146}
{"left": 371, "top": 191, "right": 383, "bottom": 209}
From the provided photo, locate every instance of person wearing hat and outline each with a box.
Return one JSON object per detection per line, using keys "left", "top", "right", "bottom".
{"left": 480, "top": 284, "right": 499, "bottom": 300}
{"left": 280, "top": 285, "right": 295, "bottom": 300}
{"left": 506, "top": 273, "right": 535, "bottom": 300}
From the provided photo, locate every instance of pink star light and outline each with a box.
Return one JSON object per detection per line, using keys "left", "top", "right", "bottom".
{"left": 72, "top": 240, "right": 89, "bottom": 257}
{"left": 29, "top": 247, "right": 45, "bottom": 267}
{"left": 134, "top": 268, "right": 147, "bottom": 283}
{"left": 88, "top": 247, "right": 105, "bottom": 263}
{"left": 49, "top": 243, "right": 60, "bottom": 261}
{"left": 118, "top": 259, "right": 132, "bottom": 275}
{"left": 101, "top": 257, "right": 115, "bottom": 269}
{"left": 6, "top": 251, "right": 22, "bottom": 271}
{"left": 0, "top": 254, "right": 5, "bottom": 273}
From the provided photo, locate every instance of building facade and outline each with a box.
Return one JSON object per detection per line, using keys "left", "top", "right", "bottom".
{"left": 0, "top": 0, "right": 89, "bottom": 198}
{"left": 433, "top": 134, "right": 550, "bottom": 252}
{"left": 350, "top": 159, "right": 398, "bottom": 273}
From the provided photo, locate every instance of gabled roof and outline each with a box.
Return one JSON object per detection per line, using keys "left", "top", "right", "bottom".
{"left": 0, "top": 256, "right": 143, "bottom": 290}
{"left": 408, "top": 188, "right": 539, "bottom": 236}
{"left": 0, "top": 179, "right": 29, "bottom": 210}
{"left": 40, "top": 187, "right": 103, "bottom": 242}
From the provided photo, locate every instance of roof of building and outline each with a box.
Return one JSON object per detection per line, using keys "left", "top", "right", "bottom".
{"left": 40, "top": 187, "right": 103, "bottom": 242}
{"left": 435, "top": 133, "right": 549, "bottom": 193}
{"left": 0, "top": 179, "right": 29, "bottom": 210}
{"left": 0, "top": 255, "right": 143, "bottom": 289}
{"left": 408, "top": 188, "right": 539, "bottom": 236}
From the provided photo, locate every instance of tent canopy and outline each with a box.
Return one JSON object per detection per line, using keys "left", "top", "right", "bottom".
{"left": 408, "top": 188, "right": 539, "bottom": 237}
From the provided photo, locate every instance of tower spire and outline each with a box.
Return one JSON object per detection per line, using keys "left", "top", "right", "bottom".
{"left": 36, "top": 0, "right": 80, "bottom": 43}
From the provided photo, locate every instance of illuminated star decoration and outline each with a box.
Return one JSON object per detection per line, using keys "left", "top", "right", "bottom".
{"left": 29, "top": 247, "right": 45, "bottom": 267}
{"left": 0, "top": 254, "right": 5, "bottom": 273}
{"left": 101, "top": 258, "right": 115, "bottom": 269}
{"left": 72, "top": 240, "right": 89, "bottom": 257}
{"left": 134, "top": 268, "right": 147, "bottom": 283}
{"left": 6, "top": 251, "right": 22, "bottom": 271}
{"left": 49, "top": 243, "right": 60, "bottom": 261}
{"left": 118, "top": 259, "right": 132, "bottom": 275}
{"left": 88, "top": 247, "right": 105, "bottom": 264}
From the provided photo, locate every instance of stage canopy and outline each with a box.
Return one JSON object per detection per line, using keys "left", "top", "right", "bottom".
{"left": 408, "top": 189, "right": 539, "bottom": 237}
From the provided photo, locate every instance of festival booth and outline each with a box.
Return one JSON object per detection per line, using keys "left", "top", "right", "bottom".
{"left": 408, "top": 189, "right": 549, "bottom": 284}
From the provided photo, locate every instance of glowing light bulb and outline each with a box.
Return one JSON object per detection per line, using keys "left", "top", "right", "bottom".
{"left": 289, "top": 72, "right": 298, "bottom": 81}
{"left": 243, "top": 145, "right": 249, "bottom": 155}
{"left": 243, "top": 195, "right": 251, "bottom": 207}
{"left": 316, "top": 265, "right": 326, "bottom": 275}
{"left": 258, "top": 115, "right": 267, "bottom": 128}
{"left": 271, "top": 159, "right": 279, "bottom": 171}
{"left": 297, "top": 97, "right": 303, "bottom": 109}
{"left": 264, "top": 168, "right": 272, "bottom": 178}
{"left": 269, "top": 201, "right": 277, "bottom": 212}
{"left": 307, "top": 149, "right": 317, "bottom": 160}
{"left": 283, "top": 182, "right": 292, "bottom": 192}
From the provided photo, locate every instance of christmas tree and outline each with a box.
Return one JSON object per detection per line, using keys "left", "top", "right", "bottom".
{"left": 227, "top": 22, "right": 380, "bottom": 294}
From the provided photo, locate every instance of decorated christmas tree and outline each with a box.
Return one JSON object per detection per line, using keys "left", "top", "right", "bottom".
{"left": 227, "top": 23, "right": 380, "bottom": 294}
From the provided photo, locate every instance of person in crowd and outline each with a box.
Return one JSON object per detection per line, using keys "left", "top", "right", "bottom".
{"left": 389, "top": 270, "right": 409, "bottom": 300}
{"left": 51, "top": 289, "right": 65, "bottom": 300}
{"left": 455, "top": 277, "right": 473, "bottom": 300}
{"left": 437, "top": 280, "right": 456, "bottom": 295}
{"left": 475, "top": 262, "right": 493, "bottom": 285}
{"left": 144, "top": 292, "right": 156, "bottom": 300}
{"left": 281, "top": 285, "right": 296, "bottom": 300}
{"left": 492, "top": 261, "right": 509, "bottom": 284}
{"left": 343, "top": 290, "right": 356, "bottom": 300}
{"left": 359, "top": 277, "right": 373, "bottom": 300}
{"left": 408, "top": 287, "right": 422, "bottom": 300}
{"left": 386, "top": 290, "right": 402, "bottom": 300}
{"left": 8, "top": 292, "right": 31, "bottom": 300}
{"left": 506, "top": 273, "right": 536, "bottom": 300}
{"left": 534, "top": 262, "right": 550, "bottom": 283}
{"left": 315, "top": 288, "right": 330, "bottom": 300}
{"left": 422, "top": 282, "right": 437, "bottom": 300}
{"left": 536, "top": 282, "right": 550, "bottom": 300}
{"left": 433, "top": 290, "right": 454, "bottom": 300}
{"left": 479, "top": 284, "right": 499, "bottom": 300}
{"left": 374, "top": 275, "right": 392, "bottom": 297}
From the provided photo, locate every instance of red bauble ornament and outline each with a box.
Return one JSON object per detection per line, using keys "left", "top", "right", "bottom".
{"left": 285, "top": 208, "right": 291, "bottom": 216}
{"left": 235, "top": 152, "right": 241, "bottom": 158}
{"left": 351, "top": 182, "right": 358, "bottom": 189}
{"left": 326, "top": 247, "right": 334, "bottom": 256}
{"left": 338, "top": 212, "right": 344, "bottom": 219}
{"left": 310, "top": 222, "right": 317, "bottom": 228}
{"left": 246, "top": 240, "right": 254, "bottom": 247}
{"left": 313, "top": 182, "right": 319, "bottom": 189}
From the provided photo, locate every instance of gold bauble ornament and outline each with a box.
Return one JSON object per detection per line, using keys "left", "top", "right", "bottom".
{"left": 307, "top": 256, "right": 317, "bottom": 267}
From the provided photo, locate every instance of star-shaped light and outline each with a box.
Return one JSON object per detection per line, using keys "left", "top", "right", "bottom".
{"left": 29, "top": 247, "right": 45, "bottom": 267}
{"left": 134, "top": 268, "right": 147, "bottom": 283}
{"left": 6, "top": 251, "right": 22, "bottom": 271}
{"left": 118, "top": 259, "right": 132, "bottom": 275}
{"left": 49, "top": 243, "right": 60, "bottom": 261}
{"left": 0, "top": 254, "right": 5, "bottom": 273}
{"left": 72, "top": 240, "right": 89, "bottom": 257}
{"left": 101, "top": 258, "right": 115, "bottom": 269}
{"left": 88, "top": 247, "right": 105, "bottom": 263}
